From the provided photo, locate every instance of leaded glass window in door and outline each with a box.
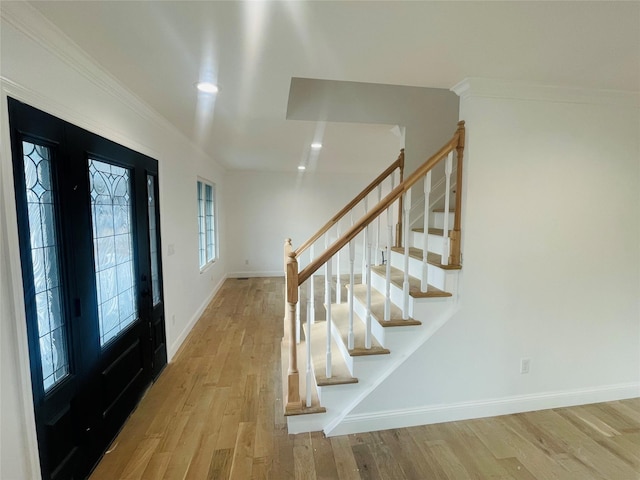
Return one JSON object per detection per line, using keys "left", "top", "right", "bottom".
{"left": 21, "top": 141, "right": 70, "bottom": 391}
{"left": 147, "top": 175, "right": 161, "bottom": 306}
{"left": 88, "top": 159, "right": 138, "bottom": 346}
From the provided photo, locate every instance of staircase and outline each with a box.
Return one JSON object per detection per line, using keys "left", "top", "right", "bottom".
{"left": 282, "top": 122, "right": 465, "bottom": 436}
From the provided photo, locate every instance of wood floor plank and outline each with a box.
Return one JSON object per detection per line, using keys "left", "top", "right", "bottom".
{"left": 426, "top": 440, "right": 474, "bottom": 480}
{"left": 524, "top": 409, "right": 638, "bottom": 479}
{"left": 140, "top": 452, "right": 171, "bottom": 479}
{"left": 351, "top": 442, "right": 383, "bottom": 480}
{"left": 120, "top": 438, "right": 160, "bottom": 479}
{"left": 207, "top": 448, "right": 233, "bottom": 480}
{"left": 310, "top": 431, "right": 340, "bottom": 480}
{"left": 87, "top": 278, "right": 640, "bottom": 480}
{"left": 497, "top": 457, "right": 538, "bottom": 480}
{"left": 293, "top": 433, "right": 317, "bottom": 480}
{"left": 367, "top": 431, "right": 409, "bottom": 480}
{"left": 330, "top": 436, "right": 361, "bottom": 480}
{"left": 229, "top": 421, "right": 257, "bottom": 480}
{"left": 378, "top": 428, "right": 443, "bottom": 479}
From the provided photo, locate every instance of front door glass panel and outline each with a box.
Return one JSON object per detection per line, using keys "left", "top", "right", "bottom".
{"left": 88, "top": 159, "right": 138, "bottom": 346}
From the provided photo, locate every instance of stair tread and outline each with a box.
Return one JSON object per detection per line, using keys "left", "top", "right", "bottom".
{"left": 412, "top": 227, "right": 445, "bottom": 236}
{"left": 390, "top": 246, "right": 461, "bottom": 270}
{"left": 351, "top": 284, "right": 421, "bottom": 326}
{"left": 371, "top": 265, "right": 452, "bottom": 298}
{"left": 331, "top": 304, "right": 390, "bottom": 356}
{"left": 306, "top": 323, "right": 359, "bottom": 386}
{"left": 433, "top": 208, "right": 456, "bottom": 213}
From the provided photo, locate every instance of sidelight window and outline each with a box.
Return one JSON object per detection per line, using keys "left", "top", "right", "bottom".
{"left": 20, "top": 141, "right": 70, "bottom": 391}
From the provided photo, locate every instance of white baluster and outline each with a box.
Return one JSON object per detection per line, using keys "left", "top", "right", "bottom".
{"left": 305, "top": 294, "right": 312, "bottom": 407}
{"left": 442, "top": 152, "right": 453, "bottom": 266}
{"left": 375, "top": 184, "right": 382, "bottom": 265}
{"left": 421, "top": 171, "right": 432, "bottom": 293}
{"left": 325, "top": 254, "right": 332, "bottom": 378}
{"left": 296, "top": 288, "right": 301, "bottom": 344}
{"left": 348, "top": 240, "right": 355, "bottom": 349}
{"left": 365, "top": 224, "right": 372, "bottom": 349}
{"left": 361, "top": 196, "right": 368, "bottom": 280}
{"left": 336, "top": 222, "right": 342, "bottom": 304}
{"left": 402, "top": 189, "right": 412, "bottom": 319}
{"left": 309, "top": 244, "right": 315, "bottom": 324}
{"left": 384, "top": 172, "right": 396, "bottom": 321}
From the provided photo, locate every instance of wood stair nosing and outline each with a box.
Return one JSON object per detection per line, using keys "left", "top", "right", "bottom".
{"left": 433, "top": 208, "right": 456, "bottom": 213}
{"left": 330, "top": 304, "right": 390, "bottom": 357}
{"left": 304, "top": 322, "right": 358, "bottom": 387}
{"left": 390, "top": 246, "right": 461, "bottom": 271}
{"left": 370, "top": 265, "right": 452, "bottom": 299}
{"left": 350, "top": 284, "right": 421, "bottom": 327}
{"left": 412, "top": 227, "right": 446, "bottom": 236}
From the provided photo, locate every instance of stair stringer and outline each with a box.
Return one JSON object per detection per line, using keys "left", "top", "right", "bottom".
{"left": 322, "top": 299, "right": 460, "bottom": 437}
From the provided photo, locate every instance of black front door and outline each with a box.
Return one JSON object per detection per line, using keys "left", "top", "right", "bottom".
{"left": 8, "top": 98, "right": 167, "bottom": 480}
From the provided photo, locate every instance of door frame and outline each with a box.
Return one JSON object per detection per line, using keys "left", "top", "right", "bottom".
{"left": 0, "top": 85, "right": 167, "bottom": 479}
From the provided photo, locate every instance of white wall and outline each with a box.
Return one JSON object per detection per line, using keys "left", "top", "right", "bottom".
{"left": 0, "top": 4, "right": 226, "bottom": 478}
{"left": 226, "top": 171, "right": 383, "bottom": 276}
{"left": 351, "top": 81, "right": 640, "bottom": 421}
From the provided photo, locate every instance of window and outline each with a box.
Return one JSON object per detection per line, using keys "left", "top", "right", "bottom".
{"left": 197, "top": 179, "right": 217, "bottom": 268}
{"left": 20, "top": 141, "right": 70, "bottom": 391}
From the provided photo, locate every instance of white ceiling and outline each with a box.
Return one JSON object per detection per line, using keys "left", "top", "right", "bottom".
{"left": 29, "top": 1, "right": 640, "bottom": 173}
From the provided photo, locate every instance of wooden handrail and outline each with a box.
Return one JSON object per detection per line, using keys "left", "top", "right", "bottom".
{"left": 299, "top": 121, "right": 465, "bottom": 285}
{"left": 283, "top": 121, "right": 464, "bottom": 414}
{"left": 294, "top": 150, "right": 404, "bottom": 257}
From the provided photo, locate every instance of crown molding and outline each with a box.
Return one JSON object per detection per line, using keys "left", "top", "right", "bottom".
{"left": 451, "top": 77, "right": 640, "bottom": 107}
{"left": 0, "top": 2, "right": 226, "bottom": 172}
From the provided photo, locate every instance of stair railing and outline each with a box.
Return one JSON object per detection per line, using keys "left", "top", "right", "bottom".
{"left": 296, "top": 152, "right": 404, "bottom": 328}
{"left": 283, "top": 121, "right": 465, "bottom": 414}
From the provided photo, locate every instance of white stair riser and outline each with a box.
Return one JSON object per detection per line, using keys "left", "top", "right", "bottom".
{"left": 350, "top": 293, "right": 421, "bottom": 349}
{"left": 330, "top": 320, "right": 356, "bottom": 376}
{"left": 370, "top": 271, "right": 414, "bottom": 318}
{"left": 431, "top": 211, "right": 455, "bottom": 230}
{"left": 410, "top": 231, "right": 448, "bottom": 256}
{"left": 410, "top": 296, "right": 453, "bottom": 322}
{"left": 389, "top": 250, "right": 455, "bottom": 292}
{"left": 287, "top": 411, "right": 334, "bottom": 434}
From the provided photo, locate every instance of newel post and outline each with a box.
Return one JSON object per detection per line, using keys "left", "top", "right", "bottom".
{"left": 395, "top": 148, "right": 405, "bottom": 248}
{"left": 449, "top": 121, "right": 465, "bottom": 266}
{"left": 284, "top": 239, "right": 302, "bottom": 413}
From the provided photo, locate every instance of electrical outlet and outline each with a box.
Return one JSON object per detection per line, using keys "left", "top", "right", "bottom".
{"left": 520, "top": 358, "right": 530, "bottom": 374}
{"left": 245, "top": 259, "right": 249, "bottom": 265}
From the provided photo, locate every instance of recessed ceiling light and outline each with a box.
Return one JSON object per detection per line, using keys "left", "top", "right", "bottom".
{"left": 297, "top": 165, "right": 306, "bottom": 171}
{"left": 196, "top": 82, "right": 219, "bottom": 94}
{"left": 311, "top": 142, "right": 322, "bottom": 150}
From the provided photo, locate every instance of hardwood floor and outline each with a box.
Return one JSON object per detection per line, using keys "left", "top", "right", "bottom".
{"left": 90, "top": 277, "right": 640, "bottom": 479}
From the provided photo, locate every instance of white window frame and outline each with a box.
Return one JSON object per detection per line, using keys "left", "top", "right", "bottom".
{"left": 197, "top": 178, "right": 218, "bottom": 270}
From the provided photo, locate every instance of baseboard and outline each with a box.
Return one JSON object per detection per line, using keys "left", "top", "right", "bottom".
{"left": 167, "top": 274, "right": 227, "bottom": 361}
{"left": 227, "top": 270, "right": 283, "bottom": 278}
{"left": 328, "top": 382, "right": 640, "bottom": 436}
